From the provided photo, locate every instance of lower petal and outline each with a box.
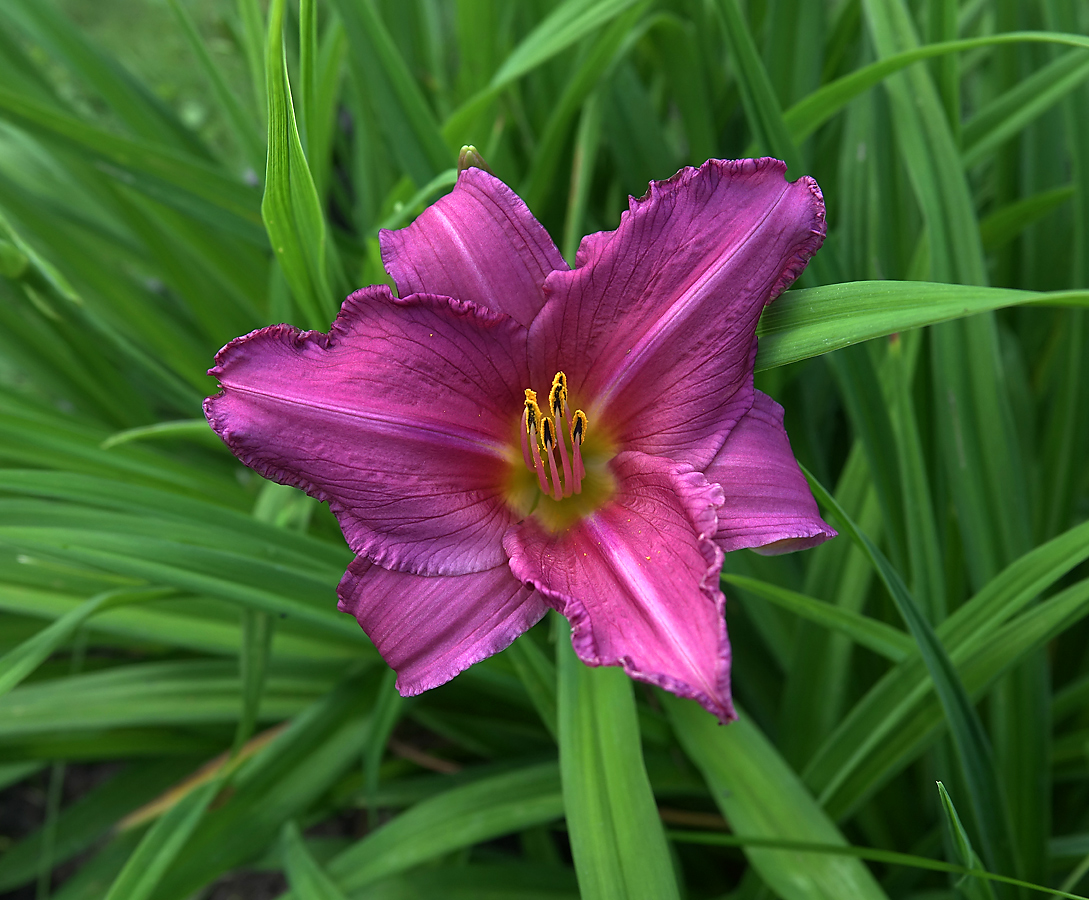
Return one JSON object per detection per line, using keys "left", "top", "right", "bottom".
{"left": 504, "top": 451, "right": 735, "bottom": 722}
{"left": 338, "top": 558, "right": 549, "bottom": 695}
{"left": 704, "top": 391, "right": 836, "bottom": 554}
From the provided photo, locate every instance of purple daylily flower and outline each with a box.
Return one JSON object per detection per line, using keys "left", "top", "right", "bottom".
{"left": 205, "top": 158, "right": 834, "bottom": 721}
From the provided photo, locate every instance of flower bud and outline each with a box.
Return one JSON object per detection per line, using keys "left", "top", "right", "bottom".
{"left": 457, "top": 145, "right": 492, "bottom": 174}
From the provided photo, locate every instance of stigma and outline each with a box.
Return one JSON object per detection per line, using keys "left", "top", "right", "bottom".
{"left": 520, "top": 372, "right": 587, "bottom": 501}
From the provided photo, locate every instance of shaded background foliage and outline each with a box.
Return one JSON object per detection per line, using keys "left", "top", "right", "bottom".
{"left": 0, "top": 0, "right": 1087, "bottom": 898}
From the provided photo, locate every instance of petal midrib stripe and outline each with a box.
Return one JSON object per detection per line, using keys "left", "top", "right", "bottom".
{"left": 223, "top": 382, "right": 508, "bottom": 458}
{"left": 584, "top": 513, "right": 717, "bottom": 700}
{"left": 593, "top": 183, "right": 790, "bottom": 407}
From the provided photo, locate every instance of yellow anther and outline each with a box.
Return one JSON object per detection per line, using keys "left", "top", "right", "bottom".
{"left": 540, "top": 417, "right": 555, "bottom": 449}
{"left": 549, "top": 372, "right": 568, "bottom": 418}
{"left": 570, "top": 409, "right": 588, "bottom": 445}
{"left": 524, "top": 389, "right": 543, "bottom": 435}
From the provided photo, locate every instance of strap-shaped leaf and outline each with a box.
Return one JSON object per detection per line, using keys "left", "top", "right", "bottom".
{"left": 557, "top": 620, "right": 680, "bottom": 900}
{"left": 262, "top": 0, "right": 333, "bottom": 329}
{"left": 666, "top": 697, "right": 889, "bottom": 900}
{"left": 806, "top": 467, "right": 1016, "bottom": 874}
{"left": 756, "top": 282, "right": 1089, "bottom": 370}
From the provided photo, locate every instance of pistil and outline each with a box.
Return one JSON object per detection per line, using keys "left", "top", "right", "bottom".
{"left": 540, "top": 418, "right": 563, "bottom": 501}
{"left": 549, "top": 374, "right": 574, "bottom": 493}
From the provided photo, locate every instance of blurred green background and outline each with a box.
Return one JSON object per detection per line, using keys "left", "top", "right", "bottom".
{"left": 53, "top": 0, "right": 251, "bottom": 145}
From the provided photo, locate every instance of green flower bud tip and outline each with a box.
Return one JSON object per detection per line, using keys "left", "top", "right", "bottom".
{"left": 457, "top": 145, "right": 492, "bottom": 174}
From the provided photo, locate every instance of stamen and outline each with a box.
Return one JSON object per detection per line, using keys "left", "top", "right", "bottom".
{"left": 524, "top": 391, "right": 551, "bottom": 495}
{"left": 570, "top": 409, "right": 588, "bottom": 493}
{"left": 524, "top": 389, "right": 542, "bottom": 436}
{"left": 549, "top": 372, "right": 568, "bottom": 419}
{"left": 528, "top": 424, "right": 552, "bottom": 495}
{"left": 519, "top": 407, "right": 534, "bottom": 470}
{"left": 540, "top": 418, "right": 563, "bottom": 501}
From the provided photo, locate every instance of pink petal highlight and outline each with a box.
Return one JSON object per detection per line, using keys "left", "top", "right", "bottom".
{"left": 704, "top": 391, "right": 836, "bottom": 555}
{"left": 338, "top": 558, "right": 548, "bottom": 695}
{"left": 505, "top": 451, "right": 735, "bottom": 722}
{"left": 531, "top": 158, "right": 825, "bottom": 468}
{"left": 380, "top": 168, "right": 567, "bottom": 328}
{"left": 205, "top": 287, "right": 529, "bottom": 576}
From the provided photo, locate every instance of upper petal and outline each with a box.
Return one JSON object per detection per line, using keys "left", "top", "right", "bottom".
{"left": 205, "top": 286, "right": 529, "bottom": 576}
{"left": 504, "top": 451, "right": 735, "bottom": 722}
{"left": 704, "top": 391, "right": 836, "bottom": 554}
{"left": 338, "top": 558, "right": 548, "bottom": 695}
{"left": 380, "top": 168, "right": 567, "bottom": 328}
{"left": 531, "top": 158, "right": 825, "bottom": 468}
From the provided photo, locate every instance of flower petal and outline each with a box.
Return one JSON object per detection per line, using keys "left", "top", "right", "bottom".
{"left": 205, "top": 286, "right": 529, "bottom": 576}
{"left": 338, "top": 557, "right": 548, "bottom": 695}
{"left": 380, "top": 168, "right": 567, "bottom": 328}
{"left": 531, "top": 158, "right": 825, "bottom": 467}
{"left": 704, "top": 391, "right": 836, "bottom": 554}
{"left": 504, "top": 451, "right": 735, "bottom": 722}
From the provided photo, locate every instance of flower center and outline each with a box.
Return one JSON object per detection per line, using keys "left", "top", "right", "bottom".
{"left": 505, "top": 371, "right": 615, "bottom": 531}
{"left": 521, "top": 372, "right": 583, "bottom": 500}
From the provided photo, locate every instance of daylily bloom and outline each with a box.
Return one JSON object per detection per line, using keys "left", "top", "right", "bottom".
{"left": 205, "top": 158, "right": 834, "bottom": 721}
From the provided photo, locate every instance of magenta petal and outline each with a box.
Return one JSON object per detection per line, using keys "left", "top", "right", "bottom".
{"left": 531, "top": 158, "right": 825, "bottom": 468}
{"left": 338, "top": 557, "right": 548, "bottom": 695}
{"left": 380, "top": 168, "right": 567, "bottom": 328}
{"left": 704, "top": 391, "right": 836, "bottom": 555}
{"left": 205, "top": 286, "right": 529, "bottom": 576}
{"left": 504, "top": 451, "right": 735, "bottom": 722}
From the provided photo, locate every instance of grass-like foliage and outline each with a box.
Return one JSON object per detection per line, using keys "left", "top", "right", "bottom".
{"left": 0, "top": 1, "right": 1087, "bottom": 898}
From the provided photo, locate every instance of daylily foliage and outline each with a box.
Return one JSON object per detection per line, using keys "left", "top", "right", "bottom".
{"left": 205, "top": 158, "right": 834, "bottom": 720}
